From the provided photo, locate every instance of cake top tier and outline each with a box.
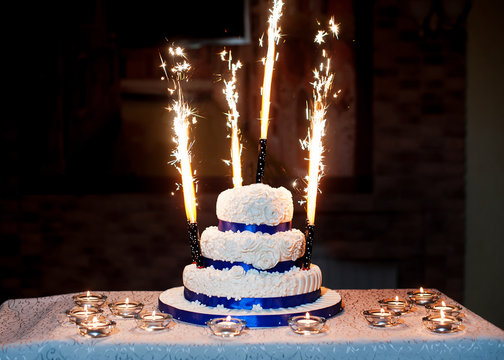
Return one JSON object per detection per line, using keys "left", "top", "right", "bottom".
{"left": 216, "top": 183, "right": 294, "bottom": 226}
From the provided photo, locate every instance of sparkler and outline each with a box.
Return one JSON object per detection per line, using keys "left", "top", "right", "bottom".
{"left": 160, "top": 45, "right": 203, "bottom": 267}
{"left": 301, "top": 17, "right": 339, "bottom": 269}
{"left": 256, "top": 0, "right": 284, "bottom": 183}
{"left": 220, "top": 49, "right": 243, "bottom": 188}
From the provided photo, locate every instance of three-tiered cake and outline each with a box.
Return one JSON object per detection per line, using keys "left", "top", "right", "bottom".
{"left": 159, "top": 183, "right": 343, "bottom": 327}
{"left": 183, "top": 183, "right": 322, "bottom": 309}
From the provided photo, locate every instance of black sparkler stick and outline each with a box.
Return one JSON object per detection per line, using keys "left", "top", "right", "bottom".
{"left": 302, "top": 220, "right": 315, "bottom": 269}
{"left": 255, "top": 138, "right": 267, "bottom": 183}
{"left": 187, "top": 221, "right": 204, "bottom": 268}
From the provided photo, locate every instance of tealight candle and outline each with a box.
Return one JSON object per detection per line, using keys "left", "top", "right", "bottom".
{"left": 363, "top": 308, "right": 400, "bottom": 327}
{"left": 425, "top": 301, "right": 463, "bottom": 317}
{"left": 407, "top": 287, "right": 440, "bottom": 306}
{"left": 288, "top": 312, "right": 326, "bottom": 335}
{"left": 207, "top": 315, "right": 246, "bottom": 337}
{"left": 136, "top": 310, "right": 173, "bottom": 331}
{"left": 423, "top": 310, "right": 463, "bottom": 333}
{"left": 78, "top": 315, "right": 116, "bottom": 338}
{"left": 108, "top": 298, "right": 144, "bottom": 318}
{"left": 72, "top": 291, "right": 107, "bottom": 307}
{"left": 379, "top": 295, "right": 412, "bottom": 315}
{"left": 66, "top": 305, "right": 103, "bottom": 325}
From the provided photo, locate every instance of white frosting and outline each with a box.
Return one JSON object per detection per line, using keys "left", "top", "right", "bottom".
{"left": 216, "top": 184, "right": 294, "bottom": 225}
{"left": 183, "top": 264, "right": 322, "bottom": 300}
{"left": 200, "top": 226, "right": 305, "bottom": 270}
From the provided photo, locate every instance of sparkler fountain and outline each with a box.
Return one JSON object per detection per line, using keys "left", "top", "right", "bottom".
{"left": 301, "top": 18, "right": 339, "bottom": 269}
{"left": 220, "top": 49, "right": 243, "bottom": 188}
{"left": 160, "top": 46, "right": 203, "bottom": 268}
{"left": 255, "top": 0, "right": 284, "bottom": 183}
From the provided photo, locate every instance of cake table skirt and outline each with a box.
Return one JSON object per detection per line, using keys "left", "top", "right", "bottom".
{"left": 158, "top": 286, "right": 343, "bottom": 328}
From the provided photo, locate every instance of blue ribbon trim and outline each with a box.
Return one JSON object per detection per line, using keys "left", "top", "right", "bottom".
{"left": 158, "top": 294, "right": 343, "bottom": 328}
{"left": 201, "top": 256, "right": 303, "bottom": 273}
{"left": 218, "top": 220, "right": 292, "bottom": 235}
{"left": 183, "top": 287, "right": 321, "bottom": 310}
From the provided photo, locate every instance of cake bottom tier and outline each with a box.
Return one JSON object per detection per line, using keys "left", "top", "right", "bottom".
{"left": 183, "top": 263, "right": 322, "bottom": 301}
{"left": 159, "top": 286, "right": 343, "bottom": 327}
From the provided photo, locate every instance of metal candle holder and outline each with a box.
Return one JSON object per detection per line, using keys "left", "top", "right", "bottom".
{"left": 425, "top": 301, "right": 463, "bottom": 317}
{"left": 78, "top": 316, "right": 116, "bottom": 338}
{"left": 302, "top": 222, "right": 315, "bottom": 269}
{"left": 136, "top": 311, "right": 173, "bottom": 331}
{"left": 363, "top": 309, "right": 400, "bottom": 327}
{"left": 108, "top": 299, "right": 144, "bottom": 318}
{"left": 288, "top": 313, "right": 326, "bottom": 335}
{"left": 378, "top": 297, "right": 412, "bottom": 315}
{"left": 407, "top": 289, "right": 440, "bottom": 306}
{"left": 423, "top": 313, "right": 463, "bottom": 334}
{"left": 72, "top": 292, "right": 107, "bottom": 308}
{"left": 188, "top": 221, "right": 204, "bottom": 268}
{"left": 207, "top": 316, "right": 246, "bottom": 337}
{"left": 255, "top": 138, "right": 267, "bottom": 183}
{"left": 66, "top": 305, "right": 103, "bottom": 325}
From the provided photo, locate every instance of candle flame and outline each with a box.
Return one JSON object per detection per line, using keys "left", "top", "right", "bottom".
{"left": 420, "top": 287, "right": 424, "bottom": 293}
{"left": 92, "top": 316, "right": 98, "bottom": 324}
{"left": 380, "top": 308, "right": 385, "bottom": 314}
{"left": 441, "top": 301, "right": 446, "bottom": 306}
{"left": 160, "top": 46, "right": 198, "bottom": 223}
{"left": 86, "top": 290, "right": 91, "bottom": 297}
{"left": 440, "top": 310, "right": 445, "bottom": 319}
{"left": 259, "top": 0, "right": 284, "bottom": 139}
{"left": 152, "top": 310, "right": 157, "bottom": 317}
{"left": 125, "top": 298, "right": 129, "bottom": 304}
{"left": 221, "top": 49, "right": 243, "bottom": 188}
{"left": 302, "top": 18, "right": 337, "bottom": 225}
{"left": 226, "top": 315, "right": 231, "bottom": 321}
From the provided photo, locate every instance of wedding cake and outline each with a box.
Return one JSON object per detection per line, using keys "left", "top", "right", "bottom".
{"left": 182, "top": 183, "right": 323, "bottom": 310}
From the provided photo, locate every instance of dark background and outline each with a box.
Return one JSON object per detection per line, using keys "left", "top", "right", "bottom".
{"left": 2, "top": 0, "right": 503, "bottom": 329}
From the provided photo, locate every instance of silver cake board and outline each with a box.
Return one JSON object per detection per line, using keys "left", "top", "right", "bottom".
{"left": 158, "top": 286, "right": 343, "bottom": 328}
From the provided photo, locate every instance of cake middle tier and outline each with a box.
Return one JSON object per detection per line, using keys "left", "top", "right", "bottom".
{"left": 200, "top": 226, "right": 305, "bottom": 270}
{"left": 183, "top": 263, "right": 322, "bottom": 300}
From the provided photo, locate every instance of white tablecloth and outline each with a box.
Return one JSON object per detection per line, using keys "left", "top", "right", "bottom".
{"left": 1, "top": 289, "right": 503, "bottom": 359}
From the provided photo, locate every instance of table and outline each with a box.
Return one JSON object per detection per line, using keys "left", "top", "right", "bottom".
{"left": 1, "top": 289, "right": 503, "bottom": 359}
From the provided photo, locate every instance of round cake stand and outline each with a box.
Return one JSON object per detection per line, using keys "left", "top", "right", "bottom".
{"left": 158, "top": 286, "right": 343, "bottom": 328}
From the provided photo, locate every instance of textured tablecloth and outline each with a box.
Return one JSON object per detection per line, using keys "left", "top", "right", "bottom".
{"left": 1, "top": 289, "right": 503, "bottom": 359}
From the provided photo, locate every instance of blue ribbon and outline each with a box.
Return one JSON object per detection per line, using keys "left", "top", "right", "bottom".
{"left": 201, "top": 256, "right": 303, "bottom": 273}
{"left": 158, "top": 295, "right": 343, "bottom": 328}
{"left": 183, "top": 287, "right": 321, "bottom": 310}
{"left": 218, "top": 220, "right": 291, "bottom": 235}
